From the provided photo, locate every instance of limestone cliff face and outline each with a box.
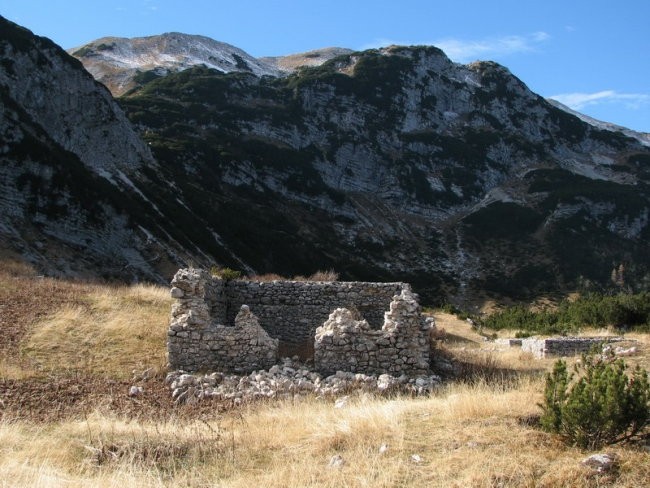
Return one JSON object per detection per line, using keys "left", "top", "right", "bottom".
{"left": 3, "top": 17, "right": 650, "bottom": 301}
{"left": 1, "top": 24, "right": 154, "bottom": 176}
{"left": 0, "top": 17, "right": 213, "bottom": 281}
{"left": 121, "top": 46, "right": 650, "bottom": 301}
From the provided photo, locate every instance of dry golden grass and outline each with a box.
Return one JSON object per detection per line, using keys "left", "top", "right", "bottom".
{"left": 0, "top": 265, "right": 88, "bottom": 377}
{"left": 614, "top": 332, "right": 650, "bottom": 371}
{"left": 0, "top": 259, "right": 36, "bottom": 278}
{"left": 248, "top": 272, "right": 287, "bottom": 282}
{"left": 20, "top": 283, "right": 170, "bottom": 379}
{"left": 1, "top": 379, "right": 649, "bottom": 487}
{"left": 433, "top": 312, "right": 485, "bottom": 346}
{"left": 1, "top": 271, "right": 649, "bottom": 487}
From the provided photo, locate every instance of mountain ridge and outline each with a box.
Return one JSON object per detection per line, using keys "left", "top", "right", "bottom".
{"left": 546, "top": 98, "right": 650, "bottom": 147}
{"left": 2, "top": 19, "right": 649, "bottom": 304}
{"left": 67, "top": 32, "right": 282, "bottom": 96}
{"left": 260, "top": 47, "right": 354, "bottom": 73}
{"left": 119, "top": 45, "right": 650, "bottom": 302}
{"left": 70, "top": 32, "right": 649, "bottom": 139}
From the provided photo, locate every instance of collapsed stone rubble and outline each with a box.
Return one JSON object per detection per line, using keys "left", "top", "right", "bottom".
{"left": 166, "top": 357, "right": 442, "bottom": 404}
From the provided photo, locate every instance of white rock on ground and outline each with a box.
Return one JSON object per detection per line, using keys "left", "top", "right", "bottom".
{"left": 581, "top": 453, "right": 618, "bottom": 473}
{"left": 328, "top": 454, "right": 345, "bottom": 468}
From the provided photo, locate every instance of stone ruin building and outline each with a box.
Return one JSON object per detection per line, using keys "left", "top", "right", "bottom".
{"left": 167, "top": 268, "right": 433, "bottom": 376}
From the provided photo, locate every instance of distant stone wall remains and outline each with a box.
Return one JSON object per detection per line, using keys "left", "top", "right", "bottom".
{"left": 167, "top": 268, "right": 431, "bottom": 375}
{"left": 521, "top": 336, "right": 624, "bottom": 359}
{"left": 494, "top": 338, "right": 523, "bottom": 347}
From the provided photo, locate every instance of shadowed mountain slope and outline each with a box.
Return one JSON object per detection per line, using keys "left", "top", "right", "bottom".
{"left": 119, "top": 46, "right": 650, "bottom": 301}
{"left": 2, "top": 18, "right": 649, "bottom": 302}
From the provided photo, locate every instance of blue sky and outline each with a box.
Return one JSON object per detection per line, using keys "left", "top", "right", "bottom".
{"left": 2, "top": 0, "right": 648, "bottom": 132}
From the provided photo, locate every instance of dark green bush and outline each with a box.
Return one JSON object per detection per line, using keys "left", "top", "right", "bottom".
{"left": 540, "top": 354, "right": 650, "bottom": 449}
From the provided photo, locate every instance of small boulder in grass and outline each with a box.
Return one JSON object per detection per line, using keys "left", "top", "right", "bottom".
{"left": 328, "top": 454, "right": 345, "bottom": 468}
{"left": 128, "top": 386, "right": 144, "bottom": 397}
{"left": 334, "top": 395, "right": 349, "bottom": 409}
{"left": 581, "top": 453, "right": 618, "bottom": 474}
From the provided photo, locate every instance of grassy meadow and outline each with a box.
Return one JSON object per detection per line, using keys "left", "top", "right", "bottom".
{"left": 0, "top": 260, "right": 648, "bottom": 487}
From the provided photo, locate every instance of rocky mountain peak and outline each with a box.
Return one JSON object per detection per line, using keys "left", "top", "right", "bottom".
{"left": 68, "top": 32, "right": 282, "bottom": 96}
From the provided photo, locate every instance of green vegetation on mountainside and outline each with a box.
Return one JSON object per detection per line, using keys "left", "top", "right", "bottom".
{"left": 117, "top": 48, "right": 650, "bottom": 301}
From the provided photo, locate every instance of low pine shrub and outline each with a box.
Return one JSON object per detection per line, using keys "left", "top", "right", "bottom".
{"left": 479, "top": 305, "right": 569, "bottom": 335}
{"left": 210, "top": 266, "right": 241, "bottom": 281}
{"left": 540, "top": 353, "right": 650, "bottom": 449}
{"left": 479, "top": 292, "right": 650, "bottom": 334}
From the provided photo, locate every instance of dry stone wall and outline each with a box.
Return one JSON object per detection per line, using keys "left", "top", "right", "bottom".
{"left": 167, "top": 268, "right": 432, "bottom": 376}
{"left": 168, "top": 269, "right": 278, "bottom": 373}
{"left": 223, "top": 280, "right": 406, "bottom": 344}
{"left": 314, "top": 289, "right": 432, "bottom": 376}
{"left": 521, "top": 336, "right": 624, "bottom": 359}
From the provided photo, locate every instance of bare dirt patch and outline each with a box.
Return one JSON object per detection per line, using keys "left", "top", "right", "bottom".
{"left": 0, "top": 374, "right": 233, "bottom": 422}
